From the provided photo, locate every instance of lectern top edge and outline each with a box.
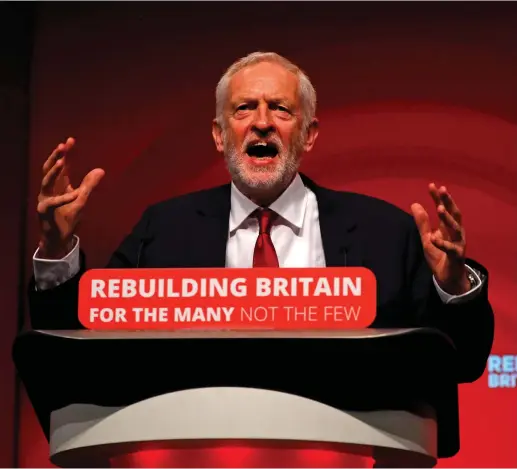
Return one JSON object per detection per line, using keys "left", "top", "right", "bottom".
{"left": 23, "top": 327, "right": 455, "bottom": 343}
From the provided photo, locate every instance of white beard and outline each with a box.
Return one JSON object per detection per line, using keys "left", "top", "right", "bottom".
{"left": 223, "top": 129, "right": 304, "bottom": 191}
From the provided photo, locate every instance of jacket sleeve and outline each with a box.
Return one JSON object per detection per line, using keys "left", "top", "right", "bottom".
{"left": 27, "top": 208, "right": 153, "bottom": 330}
{"left": 405, "top": 220, "right": 494, "bottom": 383}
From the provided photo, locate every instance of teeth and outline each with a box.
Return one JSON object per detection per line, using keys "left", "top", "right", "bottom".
{"left": 256, "top": 142, "right": 267, "bottom": 146}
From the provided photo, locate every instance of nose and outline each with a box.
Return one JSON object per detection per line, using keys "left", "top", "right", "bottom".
{"left": 251, "top": 103, "right": 275, "bottom": 137}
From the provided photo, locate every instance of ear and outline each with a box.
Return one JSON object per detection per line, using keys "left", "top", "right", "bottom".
{"left": 212, "top": 119, "right": 225, "bottom": 153}
{"left": 303, "top": 118, "right": 319, "bottom": 152}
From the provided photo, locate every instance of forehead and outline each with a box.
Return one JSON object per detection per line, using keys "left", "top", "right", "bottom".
{"left": 228, "top": 61, "right": 299, "bottom": 103}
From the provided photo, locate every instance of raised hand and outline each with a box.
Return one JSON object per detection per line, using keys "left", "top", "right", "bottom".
{"left": 37, "top": 137, "right": 105, "bottom": 259}
{"left": 410, "top": 183, "right": 471, "bottom": 295}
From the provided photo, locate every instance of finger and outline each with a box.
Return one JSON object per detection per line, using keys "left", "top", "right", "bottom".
{"left": 42, "top": 137, "right": 75, "bottom": 176}
{"left": 428, "top": 183, "right": 441, "bottom": 207}
{"left": 437, "top": 204, "right": 463, "bottom": 241}
{"left": 429, "top": 183, "right": 456, "bottom": 237}
{"left": 431, "top": 228, "right": 444, "bottom": 241}
{"left": 78, "top": 168, "right": 105, "bottom": 198}
{"left": 41, "top": 158, "right": 66, "bottom": 195}
{"left": 437, "top": 185, "right": 462, "bottom": 224}
{"left": 410, "top": 203, "right": 432, "bottom": 238}
{"left": 37, "top": 189, "right": 80, "bottom": 215}
{"left": 430, "top": 235, "right": 463, "bottom": 258}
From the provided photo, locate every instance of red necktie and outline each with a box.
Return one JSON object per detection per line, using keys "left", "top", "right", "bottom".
{"left": 253, "top": 208, "right": 279, "bottom": 267}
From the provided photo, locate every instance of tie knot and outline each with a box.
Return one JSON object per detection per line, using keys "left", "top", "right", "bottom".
{"left": 255, "top": 208, "right": 277, "bottom": 235}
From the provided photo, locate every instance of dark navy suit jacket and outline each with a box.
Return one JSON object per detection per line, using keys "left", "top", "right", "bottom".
{"left": 28, "top": 174, "right": 494, "bottom": 383}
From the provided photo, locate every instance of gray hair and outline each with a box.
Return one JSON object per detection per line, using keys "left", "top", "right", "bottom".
{"left": 215, "top": 51, "right": 317, "bottom": 131}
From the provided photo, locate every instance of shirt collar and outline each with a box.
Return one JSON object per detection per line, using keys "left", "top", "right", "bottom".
{"left": 229, "top": 173, "right": 308, "bottom": 233}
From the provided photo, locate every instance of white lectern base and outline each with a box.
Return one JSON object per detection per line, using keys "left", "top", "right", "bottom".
{"left": 49, "top": 387, "right": 437, "bottom": 468}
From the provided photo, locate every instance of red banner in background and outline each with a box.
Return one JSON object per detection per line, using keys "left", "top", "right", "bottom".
{"left": 78, "top": 267, "right": 377, "bottom": 330}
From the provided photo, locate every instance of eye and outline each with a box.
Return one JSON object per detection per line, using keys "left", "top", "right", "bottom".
{"left": 271, "top": 104, "right": 290, "bottom": 114}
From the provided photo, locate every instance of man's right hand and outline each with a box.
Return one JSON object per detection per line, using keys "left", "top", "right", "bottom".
{"left": 37, "top": 137, "right": 105, "bottom": 259}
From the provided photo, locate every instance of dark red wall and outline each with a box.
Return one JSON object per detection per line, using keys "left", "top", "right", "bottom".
{"left": 12, "top": 2, "right": 517, "bottom": 467}
{"left": 0, "top": 3, "right": 33, "bottom": 466}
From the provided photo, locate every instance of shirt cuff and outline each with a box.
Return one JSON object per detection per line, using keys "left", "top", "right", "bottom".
{"left": 433, "top": 264, "right": 483, "bottom": 304}
{"left": 33, "top": 236, "right": 81, "bottom": 290}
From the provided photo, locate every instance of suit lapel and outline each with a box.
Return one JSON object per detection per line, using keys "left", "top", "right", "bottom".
{"left": 193, "top": 175, "right": 363, "bottom": 269}
{"left": 194, "top": 184, "right": 231, "bottom": 267}
{"left": 300, "top": 173, "right": 362, "bottom": 267}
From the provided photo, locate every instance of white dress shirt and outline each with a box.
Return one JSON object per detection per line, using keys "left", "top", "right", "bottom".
{"left": 33, "top": 173, "right": 481, "bottom": 304}
{"left": 226, "top": 172, "right": 325, "bottom": 269}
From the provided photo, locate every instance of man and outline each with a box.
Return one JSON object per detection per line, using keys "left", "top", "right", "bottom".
{"left": 30, "top": 52, "right": 493, "bottom": 383}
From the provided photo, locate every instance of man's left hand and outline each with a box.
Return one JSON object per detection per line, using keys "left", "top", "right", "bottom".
{"left": 411, "top": 183, "right": 471, "bottom": 295}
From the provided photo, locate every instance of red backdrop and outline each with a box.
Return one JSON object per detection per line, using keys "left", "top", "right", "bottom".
{"left": 17, "top": 2, "right": 516, "bottom": 467}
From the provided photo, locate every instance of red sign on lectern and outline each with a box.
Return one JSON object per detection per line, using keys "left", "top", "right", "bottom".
{"left": 78, "top": 267, "right": 377, "bottom": 330}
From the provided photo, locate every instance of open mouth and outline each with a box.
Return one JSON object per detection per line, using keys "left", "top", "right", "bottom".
{"left": 246, "top": 141, "right": 279, "bottom": 158}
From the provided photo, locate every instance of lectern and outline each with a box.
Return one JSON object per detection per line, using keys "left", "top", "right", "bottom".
{"left": 13, "top": 328, "right": 461, "bottom": 468}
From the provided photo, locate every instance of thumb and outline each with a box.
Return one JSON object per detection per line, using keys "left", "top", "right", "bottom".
{"left": 80, "top": 168, "right": 105, "bottom": 197}
{"left": 410, "top": 203, "right": 431, "bottom": 239}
